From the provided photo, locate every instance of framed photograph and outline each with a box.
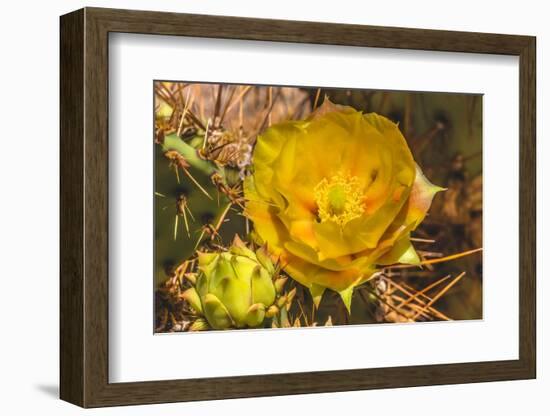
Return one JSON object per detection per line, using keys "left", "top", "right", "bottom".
{"left": 60, "top": 7, "right": 536, "bottom": 408}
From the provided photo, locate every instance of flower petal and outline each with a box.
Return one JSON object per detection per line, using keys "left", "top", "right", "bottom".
{"left": 376, "top": 235, "right": 421, "bottom": 265}
{"left": 282, "top": 251, "right": 376, "bottom": 293}
{"left": 404, "top": 164, "right": 445, "bottom": 229}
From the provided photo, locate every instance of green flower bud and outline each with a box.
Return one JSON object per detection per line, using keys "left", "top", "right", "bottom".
{"left": 185, "top": 236, "right": 279, "bottom": 329}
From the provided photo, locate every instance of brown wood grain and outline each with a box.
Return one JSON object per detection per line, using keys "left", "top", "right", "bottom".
{"left": 59, "top": 8, "right": 84, "bottom": 407}
{"left": 60, "top": 7, "right": 536, "bottom": 408}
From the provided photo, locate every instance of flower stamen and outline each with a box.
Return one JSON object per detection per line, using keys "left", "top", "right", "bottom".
{"left": 314, "top": 172, "right": 364, "bottom": 226}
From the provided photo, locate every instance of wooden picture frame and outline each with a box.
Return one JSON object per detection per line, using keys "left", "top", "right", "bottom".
{"left": 60, "top": 7, "right": 536, "bottom": 408}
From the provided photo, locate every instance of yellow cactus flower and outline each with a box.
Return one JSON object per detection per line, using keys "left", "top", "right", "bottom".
{"left": 244, "top": 100, "right": 443, "bottom": 311}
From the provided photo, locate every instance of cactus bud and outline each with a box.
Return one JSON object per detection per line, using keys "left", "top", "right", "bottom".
{"left": 186, "top": 236, "right": 280, "bottom": 329}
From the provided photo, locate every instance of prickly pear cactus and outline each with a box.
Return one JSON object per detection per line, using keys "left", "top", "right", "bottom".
{"left": 154, "top": 134, "right": 245, "bottom": 286}
{"left": 154, "top": 81, "right": 483, "bottom": 331}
